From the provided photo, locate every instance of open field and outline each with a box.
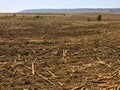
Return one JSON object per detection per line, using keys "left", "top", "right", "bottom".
{"left": 0, "top": 13, "right": 120, "bottom": 90}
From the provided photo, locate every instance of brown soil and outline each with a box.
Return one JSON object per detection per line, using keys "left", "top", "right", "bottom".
{"left": 0, "top": 14, "right": 120, "bottom": 90}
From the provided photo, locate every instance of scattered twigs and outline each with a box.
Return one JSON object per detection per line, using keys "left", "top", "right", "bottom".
{"left": 24, "top": 65, "right": 56, "bottom": 86}
{"left": 0, "top": 82, "right": 4, "bottom": 86}
{"left": 36, "top": 72, "right": 56, "bottom": 86}
{"left": 62, "top": 49, "right": 68, "bottom": 63}
{"left": 95, "top": 69, "right": 120, "bottom": 86}
{"left": 32, "top": 61, "right": 35, "bottom": 75}
{"left": 0, "top": 62, "right": 8, "bottom": 68}
{"left": 11, "top": 61, "right": 23, "bottom": 68}
{"left": 97, "top": 57, "right": 111, "bottom": 68}
{"left": 71, "top": 83, "right": 86, "bottom": 90}
{"left": 14, "top": 68, "right": 25, "bottom": 75}
{"left": 57, "top": 82, "right": 63, "bottom": 86}
{"left": 24, "top": 65, "right": 31, "bottom": 70}
{"left": 48, "top": 70, "right": 57, "bottom": 77}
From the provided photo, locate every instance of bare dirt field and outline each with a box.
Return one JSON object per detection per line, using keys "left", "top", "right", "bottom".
{"left": 0, "top": 13, "right": 120, "bottom": 90}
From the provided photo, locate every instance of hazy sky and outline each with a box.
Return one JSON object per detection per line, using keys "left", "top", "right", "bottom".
{"left": 0, "top": 0, "right": 120, "bottom": 12}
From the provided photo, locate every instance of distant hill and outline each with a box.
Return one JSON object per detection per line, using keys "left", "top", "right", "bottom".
{"left": 19, "top": 8, "right": 120, "bottom": 13}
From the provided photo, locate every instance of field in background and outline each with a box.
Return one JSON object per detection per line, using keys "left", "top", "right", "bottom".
{"left": 0, "top": 12, "right": 120, "bottom": 21}
{"left": 0, "top": 13, "right": 120, "bottom": 90}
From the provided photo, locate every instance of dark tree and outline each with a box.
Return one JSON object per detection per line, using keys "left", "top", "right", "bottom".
{"left": 97, "top": 15, "right": 102, "bottom": 21}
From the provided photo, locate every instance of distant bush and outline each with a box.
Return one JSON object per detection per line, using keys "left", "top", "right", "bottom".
{"left": 97, "top": 15, "right": 102, "bottom": 21}
{"left": 13, "top": 14, "right": 16, "bottom": 17}
{"left": 87, "top": 18, "right": 90, "bottom": 21}
{"left": 34, "top": 16, "right": 40, "bottom": 18}
{"left": 34, "top": 15, "right": 43, "bottom": 19}
{"left": 23, "top": 15, "right": 25, "bottom": 17}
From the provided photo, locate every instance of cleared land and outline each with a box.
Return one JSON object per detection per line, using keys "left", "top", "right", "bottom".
{"left": 0, "top": 13, "right": 120, "bottom": 90}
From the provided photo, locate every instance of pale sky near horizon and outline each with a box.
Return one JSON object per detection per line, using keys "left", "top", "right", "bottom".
{"left": 0, "top": 0, "right": 120, "bottom": 12}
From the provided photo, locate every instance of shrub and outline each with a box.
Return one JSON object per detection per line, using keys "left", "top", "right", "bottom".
{"left": 97, "top": 15, "right": 102, "bottom": 21}
{"left": 34, "top": 16, "right": 43, "bottom": 19}
{"left": 23, "top": 15, "right": 25, "bottom": 17}
{"left": 87, "top": 17, "right": 90, "bottom": 21}
{"left": 34, "top": 16, "right": 40, "bottom": 18}
{"left": 13, "top": 14, "right": 16, "bottom": 17}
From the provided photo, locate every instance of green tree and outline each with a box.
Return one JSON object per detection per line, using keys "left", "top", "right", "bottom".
{"left": 97, "top": 15, "right": 102, "bottom": 21}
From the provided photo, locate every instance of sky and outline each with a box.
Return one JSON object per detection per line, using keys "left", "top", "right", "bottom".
{"left": 0, "top": 0, "right": 120, "bottom": 13}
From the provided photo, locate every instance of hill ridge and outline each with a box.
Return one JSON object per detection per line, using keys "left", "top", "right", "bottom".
{"left": 20, "top": 8, "right": 120, "bottom": 13}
